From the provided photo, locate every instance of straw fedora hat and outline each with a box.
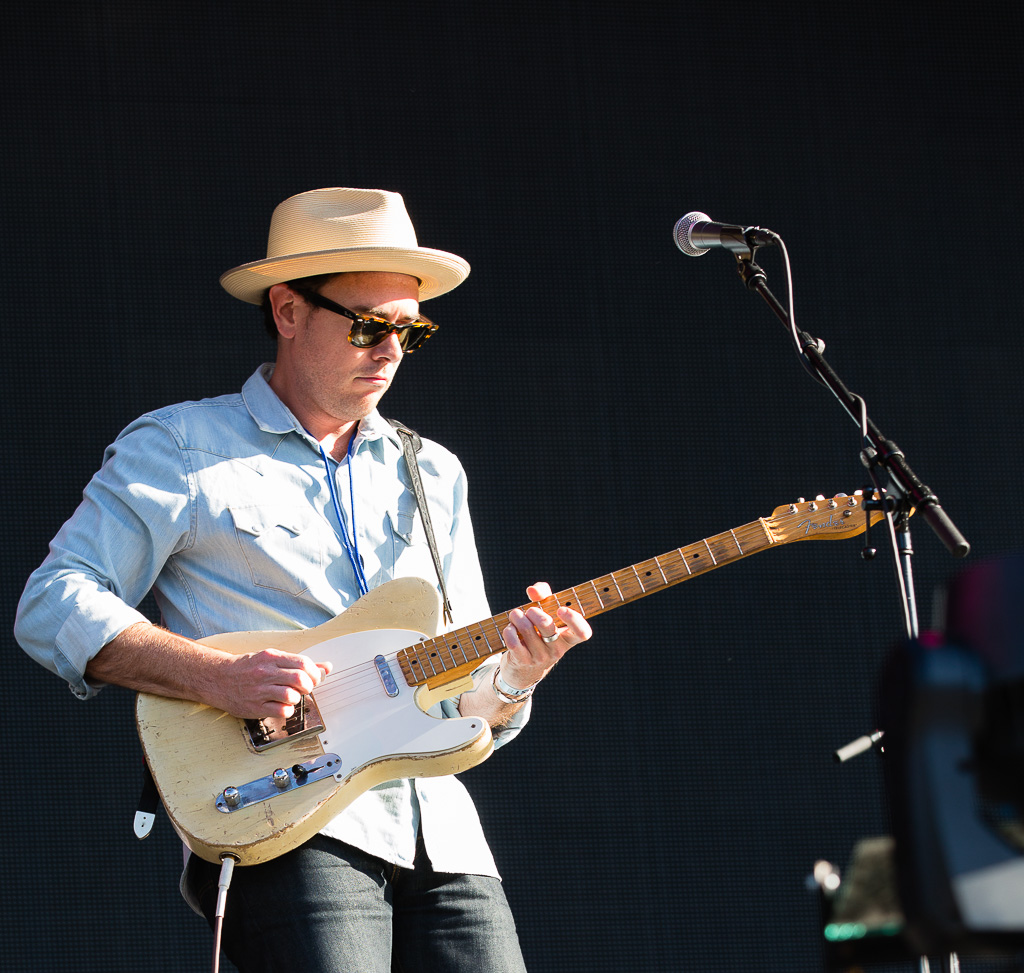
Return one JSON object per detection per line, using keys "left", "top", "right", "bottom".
{"left": 220, "top": 188, "right": 470, "bottom": 305}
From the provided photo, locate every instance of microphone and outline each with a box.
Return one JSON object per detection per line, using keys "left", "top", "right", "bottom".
{"left": 674, "top": 212, "right": 776, "bottom": 257}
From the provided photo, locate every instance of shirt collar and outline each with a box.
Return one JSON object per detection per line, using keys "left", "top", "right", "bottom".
{"left": 241, "top": 363, "right": 403, "bottom": 458}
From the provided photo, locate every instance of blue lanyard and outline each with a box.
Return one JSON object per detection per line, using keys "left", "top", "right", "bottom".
{"left": 318, "top": 434, "right": 370, "bottom": 596}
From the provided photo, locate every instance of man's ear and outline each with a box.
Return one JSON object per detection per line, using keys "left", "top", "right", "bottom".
{"left": 267, "top": 283, "right": 303, "bottom": 339}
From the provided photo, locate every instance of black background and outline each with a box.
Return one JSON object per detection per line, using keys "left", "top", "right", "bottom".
{"left": 3, "top": 4, "right": 1022, "bottom": 971}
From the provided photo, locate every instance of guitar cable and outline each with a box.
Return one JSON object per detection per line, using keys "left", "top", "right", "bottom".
{"left": 211, "top": 854, "right": 240, "bottom": 973}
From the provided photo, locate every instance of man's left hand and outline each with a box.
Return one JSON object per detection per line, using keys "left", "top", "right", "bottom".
{"left": 499, "top": 582, "right": 592, "bottom": 691}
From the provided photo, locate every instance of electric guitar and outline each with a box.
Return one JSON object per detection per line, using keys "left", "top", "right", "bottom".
{"left": 136, "top": 492, "right": 892, "bottom": 865}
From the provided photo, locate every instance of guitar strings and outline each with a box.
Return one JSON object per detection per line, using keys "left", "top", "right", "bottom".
{"left": 308, "top": 617, "right": 506, "bottom": 695}
{"left": 312, "top": 628, "right": 509, "bottom": 709}
{"left": 311, "top": 651, "right": 486, "bottom": 710}
{"left": 308, "top": 609, "right": 519, "bottom": 709}
{"left": 306, "top": 517, "right": 799, "bottom": 708}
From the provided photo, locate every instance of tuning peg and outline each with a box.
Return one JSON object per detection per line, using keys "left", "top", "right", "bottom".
{"left": 796, "top": 497, "right": 806, "bottom": 503}
{"left": 815, "top": 495, "right": 825, "bottom": 501}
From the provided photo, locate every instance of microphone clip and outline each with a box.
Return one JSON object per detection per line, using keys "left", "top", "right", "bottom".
{"left": 734, "top": 248, "right": 768, "bottom": 291}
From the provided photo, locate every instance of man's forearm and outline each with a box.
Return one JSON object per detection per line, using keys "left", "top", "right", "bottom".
{"left": 85, "top": 621, "right": 332, "bottom": 720}
{"left": 85, "top": 621, "right": 236, "bottom": 707}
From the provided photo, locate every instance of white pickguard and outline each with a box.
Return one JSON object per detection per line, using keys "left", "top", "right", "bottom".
{"left": 309, "top": 628, "right": 487, "bottom": 781}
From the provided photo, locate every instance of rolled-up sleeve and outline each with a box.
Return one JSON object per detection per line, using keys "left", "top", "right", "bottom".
{"left": 14, "top": 416, "right": 192, "bottom": 699}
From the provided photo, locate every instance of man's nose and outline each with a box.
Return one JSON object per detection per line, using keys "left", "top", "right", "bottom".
{"left": 373, "top": 332, "right": 404, "bottom": 361}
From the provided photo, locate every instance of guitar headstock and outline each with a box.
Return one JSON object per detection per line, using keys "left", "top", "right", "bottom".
{"left": 766, "top": 492, "right": 891, "bottom": 544}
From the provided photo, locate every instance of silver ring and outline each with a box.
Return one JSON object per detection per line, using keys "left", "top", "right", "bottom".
{"left": 541, "top": 631, "right": 560, "bottom": 644}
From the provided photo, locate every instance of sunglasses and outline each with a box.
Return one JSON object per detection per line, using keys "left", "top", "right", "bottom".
{"left": 292, "top": 287, "right": 438, "bottom": 353}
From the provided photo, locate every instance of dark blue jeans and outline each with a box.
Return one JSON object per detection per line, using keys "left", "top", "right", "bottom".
{"left": 185, "top": 833, "right": 527, "bottom": 973}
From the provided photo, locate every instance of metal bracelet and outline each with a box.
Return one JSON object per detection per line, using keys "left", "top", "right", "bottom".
{"left": 491, "top": 665, "right": 536, "bottom": 705}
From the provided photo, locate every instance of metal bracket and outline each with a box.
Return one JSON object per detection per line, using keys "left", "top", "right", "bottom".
{"left": 215, "top": 754, "right": 341, "bottom": 814}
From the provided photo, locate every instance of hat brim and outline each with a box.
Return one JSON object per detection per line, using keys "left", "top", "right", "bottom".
{"left": 220, "top": 246, "right": 470, "bottom": 305}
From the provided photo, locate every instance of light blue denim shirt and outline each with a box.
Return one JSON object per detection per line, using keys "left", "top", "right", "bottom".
{"left": 16, "top": 364, "right": 528, "bottom": 879}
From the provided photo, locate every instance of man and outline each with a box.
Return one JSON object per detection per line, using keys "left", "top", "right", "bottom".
{"left": 15, "top": 187, "right": 592, "bottom": 971}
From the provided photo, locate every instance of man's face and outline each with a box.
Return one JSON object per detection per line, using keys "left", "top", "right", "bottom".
{"left": 270, "top": 271, "right": 420, "bottom": 437}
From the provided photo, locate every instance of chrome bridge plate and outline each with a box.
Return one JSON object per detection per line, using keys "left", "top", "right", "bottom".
{"left": 243, "top": 695, "right": 325, "bottom": 752}
{"left": 215, "top": 754, "right": 341, "bottom": 813}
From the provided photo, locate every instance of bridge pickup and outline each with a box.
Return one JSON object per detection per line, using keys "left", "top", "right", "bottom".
{"left": 215, "top": 754, "right": 341, "bottom": 813}
{"left": 243, "top": 695, "right": 325, "bottom": 752}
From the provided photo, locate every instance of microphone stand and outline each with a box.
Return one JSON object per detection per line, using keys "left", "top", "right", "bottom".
{"left": 727, "top": 240, "right": 970, "bottom": 973}
{"left": 730, "top": 243, "right": 968, "bottom": 640}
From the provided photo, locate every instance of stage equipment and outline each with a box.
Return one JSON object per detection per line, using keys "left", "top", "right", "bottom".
{"left": 675, "top": 211, "right": 984, "bottom": 972}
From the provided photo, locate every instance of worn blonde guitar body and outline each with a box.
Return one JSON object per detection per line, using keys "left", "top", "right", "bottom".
{"left": 137, "top": 493, "right": 897, "bottom": 866}
{"left": 136, "top": 577, "right": 491, "bottom": 866}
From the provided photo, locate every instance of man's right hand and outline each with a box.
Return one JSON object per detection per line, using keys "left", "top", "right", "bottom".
{"left": 85, "top": 621, "right": 332, "bottom": 719}
{"left": 217, "top": 648, "right": 332, "bottom": 719}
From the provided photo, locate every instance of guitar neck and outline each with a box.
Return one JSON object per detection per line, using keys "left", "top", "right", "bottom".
{"left": 397, "top": 516, "right": 776, "bottom": 689}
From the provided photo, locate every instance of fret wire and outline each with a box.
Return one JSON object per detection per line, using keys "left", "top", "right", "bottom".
{"left": 702, "top": 538, "right": 718, "bottom": 565}
{"left": 586, "top": 579, "right": 607, "bottom": 610}
{"left": 459, "top": 627, "right": 473, "bottom": 665}
{"left": 490, "top": 613, "right": 510, "bottom": 654}
{"left": 682, "top": 543, "right": 704, "bottom": 571}
{"left": 613, "top": 568, "right": 642, "bottom": 599}
{"left": 610, "top": 574, "right": 625, "bottom": 601}
{"left": 467, "top": 619, "right": 490, "bottom": 662}
{"left": 443, "top": 633, "right": 459, "bottom": 671}
{"left": 642, "top": 556, "right": 668, "bottom": 587}
{"left": 397, "top": 652, "right": 414, "bottom": 685}
{"left": 482, "top": 616, "right": 506, "bottom": 657}
{"left": 676, "top": 549, "right": 694, "bottom": 576}
{"left": 661, "top": 553, "right": 687, "bottom": 583}
{"left": 709, "top": 534, "right": 734, "bottom": 558}
{"left": 647, "top": 556, "right": 668, "bottom": 585}
{"left": 559, "top": 586, "right": 583, "bottom": 615}
{"left": 591, "top": 574, "right": 624, "bottom": 604}
{"left": 630, "top": 564, "right": 647, "bottom": 593}
{"left": 406, "top": 642, "right": 425, "bottom": 677}
{"left": 412, "top": 639, "right": 437, "bottom": 677}
{"left": 436, "top": 638, "right": 448, "bottom": 673}
{"left": 426, "top": 638, "right": 441, "bottom": 676}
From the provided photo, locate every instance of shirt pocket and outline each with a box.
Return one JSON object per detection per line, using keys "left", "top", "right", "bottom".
{"left": 229, "top": 504, "right": 323, "bottom": 596}
{"left": 388, "top": 507, "right": 417, "bottom": 547}
{"left": 385, "top": 503, "right": 453, "bottom": 583}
